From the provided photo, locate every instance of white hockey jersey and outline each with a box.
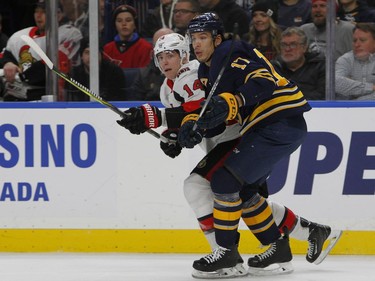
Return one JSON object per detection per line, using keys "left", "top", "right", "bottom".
{"left": 159, "top": 60, "right": 241, "bottom": 152}
{"left": 5, "top": 25, "right": 82, "bottom": 72}
{"left": 160, "top": 60, "right": 204, "bottom": 109}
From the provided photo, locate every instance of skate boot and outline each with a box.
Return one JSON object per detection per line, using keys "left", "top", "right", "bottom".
{"left": 247, "top": 233, "right": 293, "bottom": 276}
{"left": 192, "top": 246, "right": 247, "bottom": 279}
{"left": 304, "top": 219, "right": 343, "bottom": 265}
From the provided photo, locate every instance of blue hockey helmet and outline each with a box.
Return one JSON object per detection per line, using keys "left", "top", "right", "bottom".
{"left": 187, "top": 12, "right": 225, "bottom": 37}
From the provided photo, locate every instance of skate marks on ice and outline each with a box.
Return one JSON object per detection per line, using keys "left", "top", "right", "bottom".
{"left": 0, "top": 253, "right": 373, "bottom": 281}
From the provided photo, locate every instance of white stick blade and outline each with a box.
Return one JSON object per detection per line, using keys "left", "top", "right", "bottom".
{"left": 20, "top": 35, "right": 54, "bottom": 70}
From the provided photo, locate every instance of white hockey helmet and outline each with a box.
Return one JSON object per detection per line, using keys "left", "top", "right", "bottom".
{"left": 153, "top": 33, "right": 190, "bottom": 71}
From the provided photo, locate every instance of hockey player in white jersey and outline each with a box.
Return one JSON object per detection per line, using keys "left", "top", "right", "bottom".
{"left": 117, "top": 32, "right": 342, "bottom": 278}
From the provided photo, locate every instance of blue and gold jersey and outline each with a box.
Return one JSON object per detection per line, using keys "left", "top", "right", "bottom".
{"left": 198, "top": 40, "right": 311, "bottom": 135}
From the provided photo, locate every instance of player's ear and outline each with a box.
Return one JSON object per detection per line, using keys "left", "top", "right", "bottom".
{"left": 214, "top": 35, "right": 223, "bottom": 47}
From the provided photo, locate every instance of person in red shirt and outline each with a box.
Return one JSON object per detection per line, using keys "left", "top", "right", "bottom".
{"left": 103, "top": 5, "right": 153, "bottom": 69}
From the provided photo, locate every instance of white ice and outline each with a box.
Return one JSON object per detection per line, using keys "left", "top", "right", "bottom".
{"left": 0, "top": 253, "right": 374, "bottom": 281}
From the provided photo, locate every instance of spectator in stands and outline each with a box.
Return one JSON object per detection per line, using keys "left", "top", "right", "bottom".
{"left": 141, "top": 0, "right": 177, "bottom": 38}
{"left": 337, "top": 0, "right": 375, "bottom": 24}
{"left": 66, "top": 37, "right": 127, "bottom": 101}
{"left": 173, "top": 0, "right": 201, "bottom": 36}
{"left": 0, "top": 13, "right": 9, "bottom": 54}
{"left": 300, "top": 0, "right": 354, "bottom": 61}
{"left": 198, "top": 0, "right": 250, "bottom": 38}
{"left": 335, "top": 22, "right": 375, "bottom": 100}
{"left": 273, "top": 27, "right": 326, "bottom": 100}
{"left": 103, "top": 4, "right": 153, "bottom": 69}
{"left": 131, "top": 28, "right": 174, "bottom": 101}
{"left": 0, "top": 0, "right": 80, "bottom": 101}
{"left": 248, "top": 0, "right": 282, "bottom": 61}
{"left": 61, "top": 0, "right": 89, "bottom": 37}
{"left": 277, "top": 0, "right": 312, "bottom": 28}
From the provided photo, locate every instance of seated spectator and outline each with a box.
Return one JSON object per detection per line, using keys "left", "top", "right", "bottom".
{"left": 248, "top": 0, "right": 282, "bottom": 61}
{"left": 335, "top": 22, "right": 375, "bottom": 100}
{"left": 66, "top": 37, "right": 127, "bottom": 101}
{"left": 103, "top": 5, "right": 153, "bottom": 69}
{"left": 277, "top": 0, "right": 312, "bottom": 28}
{"left": 272, "top": 27, "right": 326, "bottom": 100}
{"left": 198, "top": 0, "right": 250, "bottom": 38}
{"left": 337, "top": 0, "right": 375, "bottom": 24}
{"left": 131, "top": 28, "right": 174, "bottom": 101}
{"left": 141, "top": 0, "right": 176, "bottom": 38}
{"left": 61, "top": 0, "right": 89, "bottom": 37}
{"left": 301, "top": 0, "right": 354, "bottom": 61}
{"left": 0, "top": 0, "right": 79, "bottom": 101}
{"left": 173, "top": 0, "right": 201, "bottom": 36}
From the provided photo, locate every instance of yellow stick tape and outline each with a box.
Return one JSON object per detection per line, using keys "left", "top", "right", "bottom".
{"left": 0, "top": 229, "right": 373, "bottom": 254}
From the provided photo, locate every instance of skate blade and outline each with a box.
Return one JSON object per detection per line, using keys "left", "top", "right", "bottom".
{"left": 313, "top": 229, "right": 343, "bottom": 265}
{"left": 248, "top": 262, "right": 294, "bottom": 276}
{"left": 192, "top": 264, "right": 248, "bottom": 279}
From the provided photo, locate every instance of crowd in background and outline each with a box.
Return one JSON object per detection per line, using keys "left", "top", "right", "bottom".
{"left": 0, "top": 0, "right": 374, "bottom": 101}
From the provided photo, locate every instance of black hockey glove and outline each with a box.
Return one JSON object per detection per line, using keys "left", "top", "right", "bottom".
{"left": 160, "top": 129, "right": 182, "bottom": 159}
{"left": 197, "top": 93, "right": 239, "bottom": 130}
{"left": 117, "top": 103, "right": 162, "bottom": 135}
{"left": 178, "top": 114, "right": 204, "bottom": 149}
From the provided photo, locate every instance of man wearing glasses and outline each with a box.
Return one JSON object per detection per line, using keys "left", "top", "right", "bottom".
{"left": 272, "top": 26, "right": 326, "bottom": 100}
{"left": 173, "top": 0, "right": 201, "bottom": 36}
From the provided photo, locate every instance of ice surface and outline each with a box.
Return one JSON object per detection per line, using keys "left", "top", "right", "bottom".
{"left": 0, "top": 253, "right": 373, "bottom": 281}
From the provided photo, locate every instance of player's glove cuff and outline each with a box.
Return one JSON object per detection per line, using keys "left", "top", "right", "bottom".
{"left": 219, "top": 92, "right": 239, "bottom": 121}
{"left": 180, "top": 113, "right": 199, "bottom": 126}
{"left": 141, "top": 103, "right": 162, "bottom": 128}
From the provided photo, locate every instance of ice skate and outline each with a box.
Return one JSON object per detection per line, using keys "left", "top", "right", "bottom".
{"left": 192, "top": 246, "right": 247, "bottom": 279}
{"left": 306, "top": 222, "right": 343, "bottom": 265}
{"left": 247, "top": 234, "right": 293, "bottom": 276}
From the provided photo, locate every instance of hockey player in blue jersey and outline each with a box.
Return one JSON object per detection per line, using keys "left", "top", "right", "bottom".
{"left": 116, "top": 16, "right": 341, "bottom": 278}
{"left": 178, "top": 12, "right": 312, "bottom": 275}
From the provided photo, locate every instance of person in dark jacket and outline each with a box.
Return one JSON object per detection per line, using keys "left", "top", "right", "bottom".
{"left": 66, "top": 37, "right": 127, "bottom": 101}
{"left": 272, "top": 26, "right": 326, "bottom": 100}
{"left": 0, "top": 13, "right": 9, "bottom": 54}
{"left": 338, "top": 0, "right": 375, "bottom": 24}
{"left": 198, "top": 0, "right": 250, "bottom": 38}
{"left": 141, "top": 0, "right": 176, "bottom": 38}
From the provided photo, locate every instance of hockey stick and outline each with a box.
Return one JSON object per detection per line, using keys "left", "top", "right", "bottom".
{"left": 20, "top": 35, "right": 167, "bottom": 143}
{"left": 192, "top": 22, "right": 239, "bottom": 132}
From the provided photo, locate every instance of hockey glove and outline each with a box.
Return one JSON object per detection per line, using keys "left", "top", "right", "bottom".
{"left": 178, "top": 114, "right": 204, "bottom": 149}
{"left": 160, "top": 128, "right": 182, "bottom": 159}
{"left": 117, "top": 103, "right": 162, "bottom": 135}
{"left": 197, "top": 93, "right": 239, "bottom": 130}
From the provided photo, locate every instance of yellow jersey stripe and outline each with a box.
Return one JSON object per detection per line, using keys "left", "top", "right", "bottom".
{"left": 241, "top": 99, "right": 308, "bottom": 134}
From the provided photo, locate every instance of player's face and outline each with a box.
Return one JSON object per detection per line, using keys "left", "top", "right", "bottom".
{"left": 352, "top": 29, "right": 375, "bottom": 60}
{"left": 190, "top": 31, "right": 216, "bottom": 64}
{"left": 34, "top": 7, "right": 46, "bottom": 32}
{"left": 311, "top": 1, "right": 327, "bottom": 27}
{"left": 156, "top": 51, "right": 182, "bottom": 80}
{"left": 252, "top": 11, "right": 271, "bottom": 32}
{"left": 115, "top": 12, "right": 136, "bottom": 40}
{"left": 280, "top": 34, "right": 307, "bottom": 64}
